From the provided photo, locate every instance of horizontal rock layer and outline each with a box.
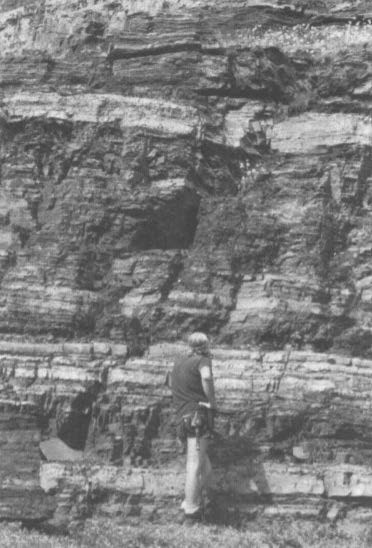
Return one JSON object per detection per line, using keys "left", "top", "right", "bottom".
{"left": 39, "top": 460, "right": 372, "bottom": 522}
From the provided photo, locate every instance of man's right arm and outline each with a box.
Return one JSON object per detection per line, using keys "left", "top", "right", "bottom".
{"left": 164, "top": 371, "right": 172, "bottom": 389}
{"left": 200, "top": 361, "right": 216, "bottom": 410}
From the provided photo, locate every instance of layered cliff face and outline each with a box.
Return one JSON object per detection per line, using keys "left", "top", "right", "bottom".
{"left": 1, "top": 0, "right": 372, "bottom": 528}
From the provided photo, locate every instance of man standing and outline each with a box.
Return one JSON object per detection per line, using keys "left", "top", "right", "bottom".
{"left": 171, "top": 332, "right": 216, "bottom": 522}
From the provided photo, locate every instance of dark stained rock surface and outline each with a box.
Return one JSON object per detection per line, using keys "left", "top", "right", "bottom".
{"left": 1, "top": 0, "right": 372, "bottom": 525}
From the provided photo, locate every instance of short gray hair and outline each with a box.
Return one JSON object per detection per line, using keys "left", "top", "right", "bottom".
{"left": 188, "top": 332, "right": 209, "bottom": 348}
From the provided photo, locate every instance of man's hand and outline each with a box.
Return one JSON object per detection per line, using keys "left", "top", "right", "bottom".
{"left": 199, "top": 401, "right": 217, "bottom": 415}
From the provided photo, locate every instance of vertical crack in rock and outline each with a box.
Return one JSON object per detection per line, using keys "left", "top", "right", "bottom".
{"left": 317, "top": 166, "right": 339, "bottom": 284}
{"left": 353, "top": 146, "right": 372, "bottom": 212}
{"left": 264, "top": 347, "right": 292, "bottom": 442}
{"left": 159, "top": 251, "right": 184, "bottom": 302}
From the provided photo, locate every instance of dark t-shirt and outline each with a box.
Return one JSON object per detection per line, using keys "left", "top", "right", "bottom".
{"left": 171, "top": 353, "right": 211, "bottom": 423}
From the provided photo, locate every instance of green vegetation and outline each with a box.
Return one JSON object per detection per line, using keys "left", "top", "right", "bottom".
{"left": 1, "top": 518, "right": 372, "bottom": 548}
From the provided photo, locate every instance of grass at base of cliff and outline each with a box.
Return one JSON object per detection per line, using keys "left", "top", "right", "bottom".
{"left": 1, "top": 518, "right": 372, "bottom": 548}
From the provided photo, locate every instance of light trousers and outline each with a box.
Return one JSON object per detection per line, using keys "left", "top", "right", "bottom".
{"left": 181, "top": 436, "right": 212, "bottom": 514}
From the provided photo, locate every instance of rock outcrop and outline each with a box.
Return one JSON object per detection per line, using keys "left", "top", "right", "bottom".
{"left": 1, "top": 0, "right": 372, "bottom": 527}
